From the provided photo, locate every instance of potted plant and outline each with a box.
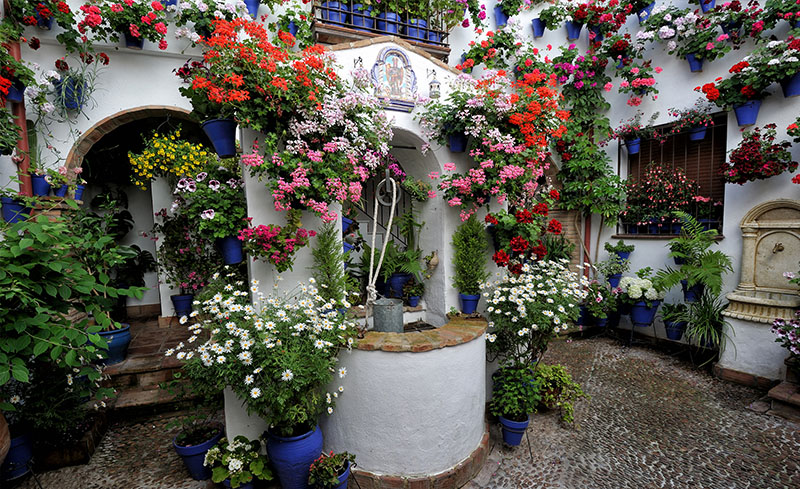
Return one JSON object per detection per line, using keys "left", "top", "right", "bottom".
{"left": 604, "top": 240, "right": 635, "bottom": 261}
{"left": 203, "top": 436, "right": 272, "bottom": 488}
{"left": 0, "top": 108, "right": 19, "bottom": 157}
{"left": 484, "top": 260, "right": 585, "bottom": 367}
{"left": 174, "top": 0, "right": 249, "bottom": 42}
{"left": 772, "top": 312, "right": 800, "bottom": 376}
{"left": 562, "top": 1, "right": 592, "bottom": 40}
{"left": 240, "top": 209, "right": 316, "bottom": 273}
{"left": 661, "top": 303, "right": 688, "bottom": 341}
{"left": 742, "top": 36, "right": 800, "bottom": 98}
{"left": 657, "top": 212, "right": 733, "bottom": 303}
{"left": 534, "top": 363, "right": 588, "bottom": 425}
{"left": 495, "top": 0, "right": 525, "bottom": 28}
{"left": 489, "top": 365, "right": 540, "bottom": 446}
{"left": 601, "top": 33, "right": 638, "bottom": 68}
{"left": 621, "top": 162, "right": 699, "bottom": 234}
{"left": 618, "top": 267, "right": 665, "bottom": 327}
{"left": 310, "top": 222, "right": 359, "bottom": 311}
{"left": 695, "top": 60, "right": 771, "bottom": 126}
{"left": 537, "top": 4, "right": 567, "bottom": 31}
{"left": 668, "top": 101, "right": 715, "bottom": 141}
{"left": 166, "top": 271, "right": 358, "bottom": 489}
{"left": 582, "top": 279, "right": 611, "bottom": 327}
{"left": 128, "top": 128, "right": 211, "bottom": 190}
{"left": 721, "top": 124, "right": 797, "bottom": 185}
{"left": 764, "top": 0, "right": 800, "bottom": 28}
{"left": 95, "top": 0, "right": 169, "bottom": 50}
{"left": 692, "top": 195, "right": 723, "bottom": 231}
{"left": 452, "top": 216, "right": 489, "bottom": 313}
{"left": 609, "top": 112, "right": 659, "bottom": 155}
{"left": 596, "top": 255, "right": 630, "bottom": 288}
{"left": 308, "top": 451, "right": 356, "bottom": 489}
{"left": 682, "top": 291, "right": 732, "bottom": 362}
{"left": 403, "top": 280, "right": 425, "bottom": 307}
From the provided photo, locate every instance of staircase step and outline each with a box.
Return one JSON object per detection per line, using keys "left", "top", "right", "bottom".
{"left": 103, "top": 354, "right": 184, "bottom": 389}
{"left": 767, "top": 400, "right": 800, "bottom": 424}
{"left": 767, "top": 381, "right": 800, "bottom": 407}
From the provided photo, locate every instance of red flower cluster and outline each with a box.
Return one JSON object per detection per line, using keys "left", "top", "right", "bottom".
{"left": 533, "top": 202, "right": 549, "bottom": 215}
{"left": 531, "top": 240, "right": 547, "bottom": 260}
{"left": 549, "top": 189, "right": 560, "bottom": 201}
{"left": 493, "top": 249, "right": 510, "bottom": 267}
{"left": 515, "top": 209, "right": 533, "bottom": 223}
{"left": 547, "top": 219, "right": 562, "bottom": 235}
{"left": 729, "top": 61, "right": 749, "bottom": 73}
{"left": 721, "top": 124, "right": 797, "bottom": 185}
{"left": 485, "top": 214, "right": 499, "bottom": 225}
{"left": 698, "top": 82, "right": 720, "bottom": 102}
{"left": 510, "top": 236, "right": 529, "bottom": 252}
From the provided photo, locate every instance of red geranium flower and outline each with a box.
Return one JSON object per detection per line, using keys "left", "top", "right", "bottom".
{"left": 515, "top": 209, "right": 533, "bottom": 223}
{"left": 485, "top": 214, "right": 498, "bottom": 225}
{"left": 492, "top": 250, "right": 510, "bottom": 267}
{"left": 510, "top": 236, "right": 529, "bottom": 253}
{"left": 533, "top": 202, "right": 549, "bottom": 216}
{"left": 549, "top": 189, "right": 560, "bottom": 201}
{"left": 547, "top": 219, "right": 562, "bottom": 234}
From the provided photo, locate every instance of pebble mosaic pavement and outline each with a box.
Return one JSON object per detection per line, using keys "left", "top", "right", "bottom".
{"left": 14, "top": 337, "right": 800, "bottom": 489}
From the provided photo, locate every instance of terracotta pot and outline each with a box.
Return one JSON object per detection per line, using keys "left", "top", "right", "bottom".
{"left": 0, "top": 412, "right": 9, "bottom": 467}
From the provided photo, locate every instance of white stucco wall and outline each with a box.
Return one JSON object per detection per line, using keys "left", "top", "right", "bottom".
{"left": 321, "top": 335, "right": 486, "bottom": 476}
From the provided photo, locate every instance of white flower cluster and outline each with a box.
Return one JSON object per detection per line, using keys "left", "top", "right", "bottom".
{"left": 618, "top": 276, "right": 664, "bottom": 301}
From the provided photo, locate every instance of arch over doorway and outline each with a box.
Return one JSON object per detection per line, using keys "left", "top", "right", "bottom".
{"left": 64, "top": 106, "right": 194, "bottom": 170}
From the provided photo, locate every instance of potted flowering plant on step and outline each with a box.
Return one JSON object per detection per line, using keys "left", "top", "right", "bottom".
{"left": 204, "top": 436, "right": 271, "bottom": 488}
{"left": 668, "top": 101, "right": 715, "bottom": 141}
{"left": 721, "top": 124, "right": 797, "bottom": 185}
{"left": 96, "top": 0, "right": 169, "bottom": 49}
{"left": 308, "top": 451, "right": 356, "bottom": 489}
{"left": 490, "top": 364, "right": 539, "bottom": 446}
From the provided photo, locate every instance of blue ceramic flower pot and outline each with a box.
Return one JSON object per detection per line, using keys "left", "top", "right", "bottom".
{"left": 54, "top": 77, "right": 86, "bottom": 110}
{"left": 123, "top": 32, "right": 144, "bottom": 49}
{"left": 218, "top": 235, "right": 244, "bottom": 265}
{"left": 688, "top": 126, "right": 707, "bottom": 141}
{"left": 36, "top": 13, "right": 52, "bottom": 29}
{"left": 266, "top": 425, "right": 323, "bottom": 489}
{"left": 780, "top": 72, "right": 800, "bottom": 97}
{"left": 222, "top": 479, "right": 254, "bottom": 489}
{"left": 388, "top": 272, "right": 412, "bottom": 298}
{"left": 351, "top": 5, "right": 374, "bottom": 31}
{"left": 1, "top": 434, "right": 33, "bottom": 481}
{"left": 531, "top": 18, "right": 545, "bottom": 38}
{"left": 173, "top": 428, "right": 224, "bottom": 480}
{"left": 625, "top": 223, "right": 639, "bottom": 234}
{"left": 1, "top": 197, "right": 28, "bottom": 224}
{"left": 244, "top": 0, "right": 260, "bottom": 18}
{"left": 406, "top": 18, "right": 427, "bottom": 40}
{"left": 74, "top": 184, "right": 85, "bottom": 201}
{"left": 700, "top": 0, "right": 716, "bottom": 13}
{"left": 664, "top": 320, "right": 686, "bottom": 341}
{"left": 376, "top": 12, "right": 400, "bottom": 33}
{"left": 54, "top": 184, "right": 69, "bottom": 197}
{"left": 288, "top": 20, "right": 298, "bottom": 36}
{"left": 565, "top": 21, "right": 582, "bottom": 40}
{"left": 459, "top": 293, "right": 480, "bottom": 314}
{"left": 681, "top": 280, "right": 704, "bottom": 303}
{"left": 322, "top": 1, "right": 349, "bottom": 23}
{"left": 630, "top": 301, "right": 660, "bottom": 327}
{"left": 448, "top": 132, "right": 467, "bottom": 152}
{"left": 698, "top": 218, "right": 717, "bottom": 231}
{"left": 408, "top": 296, "right": 420, "bottom": 307}
{"left": 588, "top": 25, "right": 603, "bottom": 42}
{"left": 499, "top": 415, "right": 529, "bottom": 446}
{"left": 732, "top": 100, "right": 761, "bottom": 127}
{"left": 607, "top": 274, "right": 622, "bottom": 289}
{"left": 171, "top": 294, "right": 194, "bottom": 318}
{"left": 342, "top": 216, "right": 354, "bottom": 233}
{"left": 427, "top": 30, "right": 442, "bottom": 43}
{"left": 637, "top": 2, "right": 655, "bottom": 23}
{"left": 201, "top": 118, "right": 237, "bottom": 158}
{"left": 614, "top": 251, "right": 631, "bottom": 261}
{"left": 31, "top": 174, "right": 51, "bottom": 196}
{"left": 721, "top": 21, "right": 741, "bottom": 36}
{"left": 6, "top": 79, "right": 25, "bottom": 103}
{"left": 595, "top": 316, "right": 608, "bottom": 327}
{"left": 98, "top": 324, "right": 132, "bottom": 365}
{"left": 685, "top": 53, "right": 703, "bottom": 72}
{"left": 333, "top": 461, "right": 351, "bottom": 489}
{"left": 577, "top": 305, "right": 591, "bottom": 326}
{"left": 625, "top": 138, "right": 641, "bottom": 155}
{"left": 671, "top": 222, "right": 682, "bottom": 235}
{"left": 494, "top": 5, "right": 509, "bottom": 28}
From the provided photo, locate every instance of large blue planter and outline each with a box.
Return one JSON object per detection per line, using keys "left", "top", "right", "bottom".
{"left": 218, "top": 235, "right": 244, "bottom": 265}
{"left": 244, "top": 0, "right": 260, "bottom": 18}
{"left": 685, "top": 53, "right": 704, "bottom": 72}
{"left": 288, "top": 21, "right": 298, "bottom": 36}
{"left": 98, "top": 324, "right": 132, "bottom": 365}
{"left": 54, "top": 184, "right": 69, "bottom": 197}
{"left": 406, "top": 18, "right": 427, "bottom": 40}
{"left": 54, "top": 77, "right": 86, "bottom": 110}
{"left": 123, "top": 32, "right": 144, "bottom": 49}
{"left": 2, "top": 197, "right": 28, "bottom": 223}
{"left": 376, "top": 12, "right": 400, "bottom": 33}
{"left": 681, "top": 280, "right": 705, "bottom": 303}
{"left": 31, "top": 173, "right": 51, "bottom": 196}
{"left": 171, "top": 294, "right": 194, "bottom": 317}
{"left": 342, "top": 216, "right": 354, "bottom": 233}
{"left": 448, "top": 132, "right": 467, "bottom": 152}
{"left": 780, "top": 72, "right": 800, "bottom": 97}
{"left": 388, "top": 272, "right": 412, "bottom": 298}
{"left": 607, "top": 273, "right": 622, "bottom": 289}
{"left": 351, "top": 5, "right": 374, "bottom": 31}
{"left": 173, "top": 428, "right": 224, "bottom": 480}
{"left": 625, "top": 138, "right": 641, "bottom": 155}
{"left": 427, "top": 29, "right": 443, "bottom": 43}
{"left": 266, "top": 425, "right": 323, "bottom": 489}
{"left": 6, "top": 79, "right": 25, "bottom": 103}
{"left": 494, "top": 5, "right": 509, "bottom": 28}
{"left": 630, "top": 300, "right": 660, "bottom": 327}
{"left": 565, "top": 21, "right": 582, "bottom": 40}
{"left": 700, "top": 0, "right": 716, "bottom": 13}
{"left": 531, "top": 18, "right": 545, "bottom": 38}
{"left": 664, "top": 320, "right": 686, "bottom": 341}
{"left": 732, "top": 100, "right": 761, "bottom": 127}
{"left": 1, "top": 434, "right": 33, "bottom": 481}
{"left": 201, "top": 118, "right": 237, "bottom": 158}
{"left": 637, "top": 2, "right": 655, "bottom": 23}
{"left": 499, "top": 415, "right": 529, "bottom": 446}
{"left": 688, "top": 126, "right": 707, "bottom": 141}
{"left": 459, "top": 293, "right": 480, "bottom": 314}
{"left": 322, "top": 1, "right": 349, "bottom": 24}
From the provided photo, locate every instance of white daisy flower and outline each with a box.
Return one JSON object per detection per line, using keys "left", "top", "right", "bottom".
{"left": 281, "top": 369, "right": 294, "bottom": 381}
{"left": 250, "top": 387, "right": 261, "bottom": 399}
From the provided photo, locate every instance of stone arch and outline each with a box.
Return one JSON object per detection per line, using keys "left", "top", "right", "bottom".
{"left": 739, "top": 198, "right": 800, "bottom": 229}
{"left": 64, "top": 106, "right": 194, "bottom": 170}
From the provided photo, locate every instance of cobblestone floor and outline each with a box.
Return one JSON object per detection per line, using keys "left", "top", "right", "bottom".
{"left": 13, "top": 337, "right": 800, "bottom": 489}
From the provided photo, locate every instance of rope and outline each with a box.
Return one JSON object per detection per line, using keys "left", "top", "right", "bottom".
{"left": 363, "top": 175, "right": 398, "bottom": 332}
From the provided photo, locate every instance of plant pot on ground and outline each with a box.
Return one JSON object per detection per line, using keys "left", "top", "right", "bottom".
{"left": 534, "top": 363, "right": 588, "bottom": 425}
{"left": 490, "top": 365, "right": 540, "bottom": 446}
{"left": 661, "top": 303, "right": 688, "bottom": 341}
{"left": 308, "top": 451, "right": 356, "bottom": 489}
{"left": 452, "top": 216, "right": 489, "bottom": 314}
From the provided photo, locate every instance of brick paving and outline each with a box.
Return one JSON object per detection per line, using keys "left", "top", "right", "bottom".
{"left": 13, "top": 337, "right": 800, "bottom": 488}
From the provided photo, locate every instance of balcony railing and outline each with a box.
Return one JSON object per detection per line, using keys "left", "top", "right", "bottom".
{"left": 312, "top": 2, "right": 450, "bottom": 56}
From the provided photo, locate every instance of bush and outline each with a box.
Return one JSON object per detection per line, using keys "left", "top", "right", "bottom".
{"left": 452, "top": 216, "right": 489, "bottom": 295}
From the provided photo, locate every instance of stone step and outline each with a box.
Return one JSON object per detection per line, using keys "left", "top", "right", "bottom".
{"left": 767, "top": 400, "right": 800, "bottom": 424}
{"left": 767, "top": 381, "right": 800, "bottom": 408}
{"left": 103, "top": 353, "right": 183, "bottom": 390}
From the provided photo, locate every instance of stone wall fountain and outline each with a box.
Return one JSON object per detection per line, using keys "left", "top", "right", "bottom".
{"left": 718, "top": 199, "right": 800, "bottom": 381}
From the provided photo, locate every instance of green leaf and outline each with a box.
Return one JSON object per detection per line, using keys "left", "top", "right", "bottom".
{"left": 19, "top": 238, "right": 33, "bottom": 249}
{"left": 11, "top": 363, "right": 29, "bottom": 383}
{"left": 33, "top": 340, "right": 49, "bottom": 357}
{"left": 59, "top": 284, "right": 71, "bottom": 300}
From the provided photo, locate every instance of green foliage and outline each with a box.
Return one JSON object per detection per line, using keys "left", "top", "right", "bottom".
{"left": 379, "top": 241, "right": 424, "bottom": 281}
{"left": 490, "top": 365, "right": 540, "bottom": 421}
{"left": 452, "top": 216, "right": 489, "bottom": 295}
{"left": 308, "top": 451, "right": 356, "bottom": 488}
{"left": 205, "top": 436, "right": 272, "bottom": 488}
{"left": 178, "top": 161, "right": 248, "bottom": 239}
{"left": 660, "top": 303, "right": 687, "bottom": 323}
{"left": 160, "top": 366, "right": 223, "bottom": 447}
{"left": 311, "top": 222, "right": 358, "bottom": 308}
{"left": 657, "top": 212, "right": 732, "bottom": 296}
{"left": 542, "top": 233, "right": 576, "bottom": 262}
{"left": 595, "top": 255, "right": 630, "bottom": 279}
{"left": 681, "top": 292, "right": 732, "bottom": 356}
{"left": 604, "top": 240, "right": 635, "bottom": 254}
{"left": 535, "top": 363, "right": 588, "bottom": 425}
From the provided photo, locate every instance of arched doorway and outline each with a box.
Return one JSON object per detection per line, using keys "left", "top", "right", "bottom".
{"left": 66, "top": 106, "right": 208, "bottom": 321}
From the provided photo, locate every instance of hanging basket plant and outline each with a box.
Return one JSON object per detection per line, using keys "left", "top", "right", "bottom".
{"left": 720, "top": 124, "right": 798, "bottom": 185}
